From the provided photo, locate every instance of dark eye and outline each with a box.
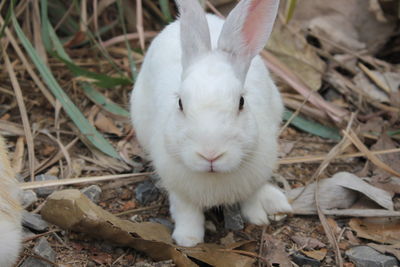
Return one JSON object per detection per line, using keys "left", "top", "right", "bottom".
{"left": 178, "top": 98, "right": 183, "bottom": 111}
{"left": 239, "top": 96, "right": 244, "bottom": 111}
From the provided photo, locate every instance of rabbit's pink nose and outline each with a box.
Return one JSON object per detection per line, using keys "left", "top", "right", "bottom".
{"left": 197, "top": 152, "right": 224, "bottom": 163}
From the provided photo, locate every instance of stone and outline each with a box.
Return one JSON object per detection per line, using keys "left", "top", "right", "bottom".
{"left": 20, "top": 190, "right": 38, "bottom": 208}
{"left": 345, "top": 246, "right": 398, "bottom": 267}
{"left": 34, "top": 174, "right": 59, "bottom": 197}
{"left": 134, "top": 180, "right": 159, "bottom": 205}
{"left": 22, "top": 211, "right": 49, "bottom": 232}
{"left": 149, "top": 217, "right": 174, "bottom": 231}
{"left": 205, "top": 220, "right": 217, "bottom": 232}
{"left": 21, "top": 237, "right": 56, "bottom": 267}
{"left": 292, "top": 253, "right": 321, "bottom": 267}
{"left": 223, "top": 204, "right": 244, "bottom": 230}
{"left": 81, "top": 185, "right": 102, "bottom": 203}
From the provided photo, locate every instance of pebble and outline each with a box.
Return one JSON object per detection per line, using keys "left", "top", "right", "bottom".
{"left": 134, "top": 180, "right": 160, "bottom": 205}
{"left": 21, "top": 237, "right": 56, "bottom": 267}
{"left": 223, "top": 204, "right": 244, "bottom": 230}
{"left": 22, "top": 211, "right": 49, "bottom": 232}
{"left": 149, "top": 217, "right": 174, "bottom": 231}
{"left": 20, "top": 190, "right": 38, "bottom": 208}
{"left": 292, "top": 253, "right": 321, "bottom": 267}
{"left": 345, "top": 246, "right": 398, "bottom": 267}
{"left": 34, "top": 174, "right": 59, "bottom": 197}
{"left": 205, "top": 220, "right": 217, "bottom": 232}
{"left": 81, "top": 185, "right": 102, "bottom": 203}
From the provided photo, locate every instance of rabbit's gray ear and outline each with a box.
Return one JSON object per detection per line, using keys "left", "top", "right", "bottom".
{"left": 176, "top": 0, "right": 211, "bottom": 71}
{"left": 218, "top": 0, "right": 280, "bottom": 80}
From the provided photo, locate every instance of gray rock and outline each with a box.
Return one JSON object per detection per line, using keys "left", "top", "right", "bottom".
{"left": 34, "top": 174, "right": 59, "bottom": 197}
{"left": 33, "top": 237, "right": 56, "bottom": 261}
{"left": 346, "top": 246, "right": 398, "bottom": 267}
{"left": 81, "top": 185, "right": 102, "bottom": 203}
{"left": 223, "top": 204, "right": 244, "bottom": 230}
{"left": 149, "top": 217, "right": 174, "bottom": 231}
{"left": 20, "top": 190, "right": 38, "bottom": 208}
{"left": 135, "top": 180, "right": 159, "bottom": 205}
{"left": 22, "top": 211, "right": 49, "bottom": 232}
{"left": 21, "top": 237, "right": 56, "bottom": 267}
{"left": 292, "top": 253, "right": 321, "bottom": 267}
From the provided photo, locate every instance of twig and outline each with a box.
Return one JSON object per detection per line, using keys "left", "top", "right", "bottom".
{"left": 115, "top": 204, "right": 164, "bottom": 216}
{"left": 19, "top": 172, "right": 151, "bottom": 190}
{"left": 343, "top": 129, "right": 400, "bottom": 177}
{"left": 2, "top": 50, "right": 36, "bottom": 181}
{"left": 278, "top": 147, "right": 400, "bottom": 165}
{"left": 136, "top": 0, "right": 145, "bottom": 51}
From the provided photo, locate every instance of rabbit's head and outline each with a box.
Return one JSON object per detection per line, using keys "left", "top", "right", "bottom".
{"left": 165, "top": 0, "right": 279, "bottom": 173}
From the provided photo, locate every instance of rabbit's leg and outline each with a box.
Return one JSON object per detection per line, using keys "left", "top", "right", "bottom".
{"left": 169, "top": 192, "right": 204, "bottom": 247}
{"left": 241, "top": 183, "right": 292, "bottom": 225}
{"left": 0, "top": 219, "right": 21, "bottom": 267}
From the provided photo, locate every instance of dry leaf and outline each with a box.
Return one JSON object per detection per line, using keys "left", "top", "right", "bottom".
{"left": 301, "top": 248, "right": 327, "bottom": 261}
{"left": 287, "top": 172, "right": 394, "bottom": 215}
{"left": 349, "top": 217, "right": 400, "bottom": 244}
{"left": 94, "top": 112, "right": 122, "bottom": 137}
{"left": 262, "top": 234, "right": 292, "bottom": 267}
{"left": 268, "top": 23, "right": 326, "bottom": 91}
{"left": 354, "top": 72, "right": 390, "bottom": 103}
{"left": 291, "top": 235, "right": 326, "bottom": 250}
{"left": 41, "top": 190, "right": 254, "bottom": 267}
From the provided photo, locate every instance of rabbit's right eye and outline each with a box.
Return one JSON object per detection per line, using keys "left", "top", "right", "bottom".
{"left": 178, "top": 98, "right": 183, "bottom": 111}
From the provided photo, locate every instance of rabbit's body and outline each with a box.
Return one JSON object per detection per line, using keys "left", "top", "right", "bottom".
{"left": 0, "top": 136, "right": 22, "bottom": 266}
{"left": 131, "top": 0, "right": 291, "bottom": 247}
{"left": 132, "top": 15, "right": 282, "bottom": 207}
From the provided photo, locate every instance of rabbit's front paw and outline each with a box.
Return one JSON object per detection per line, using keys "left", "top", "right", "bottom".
{"left": 172, "top": 225, "right": 204, "bottom": 247}
{"left": 241, "top": 183, "right": 292, "bottom": 225}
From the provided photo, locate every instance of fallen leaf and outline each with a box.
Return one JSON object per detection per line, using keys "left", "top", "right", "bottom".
{"left": 268, "top": 22, "right": 326, "bottom": 91}
{"left": 41, "top": 189, "right": 254, "bottom": 267}
{"left": 220, "top": 232, "right": 236, "bottom": 246}
{"left": 262, "top": 234, "right": 292, "bottom": 267}
{"left": 122, "top": 201, "right": 137, "bottom": 211}
{"left": 301, "top": 248, "right": 327, "bottom": 261}
{"left": 349, "top": 217, "right": 400, "bottom": 244}
{"left": 94, "top": 112, "right": 122, "bottom": 137}
{"left": 291, "top": 235, "right": 326, "bottom": 250}
{"left": 287, "top": 172, "right": 395, "bottom": 215}
{"left": 354, "top": 72, "right": 389, "bottom": 103}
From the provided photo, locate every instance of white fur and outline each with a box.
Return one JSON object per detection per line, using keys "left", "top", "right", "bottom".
{"left": 131, "top": 0, "right": 291, "bottom": 247}
{"left": 0, "top": 136, "right": 22, "bottom": 266}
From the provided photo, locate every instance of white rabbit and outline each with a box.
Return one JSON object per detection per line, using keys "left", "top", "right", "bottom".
{"left": 131, "top": 0, "right": 292, "bottom": 247}
{"left": 0, "top": 136, "right": 22, "bottom": 266}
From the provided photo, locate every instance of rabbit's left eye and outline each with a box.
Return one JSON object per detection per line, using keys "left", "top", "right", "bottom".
{"left": 239, "top": 96, "right": 244, "bottom": 111}
{"left": 179, "top": 98, "right": 183, "bottom": 111}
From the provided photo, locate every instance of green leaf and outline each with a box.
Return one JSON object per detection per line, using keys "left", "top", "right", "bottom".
{"left": 12, "top": 12, "right": 120, "bottom": 159}
{"left": 283, "top": 109, "right": 341, "bottom": 141}
{"left": 284, "top": 0, "right": 297, "bottom": 24}
{"left": 81, "top": 83, "right": 130, "bottom": 118}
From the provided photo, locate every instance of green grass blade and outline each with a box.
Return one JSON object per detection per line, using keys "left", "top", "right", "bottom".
{"left": 159, "top": 0, "right": 173, "bottom": 23}
{"left": 55, "top": 54, "right": 132, "bottom": 88}
{"left": 12, "top": 13, "right": 120, "bottom": 159}
{"left": 283, "top": 109, "right": 341, "bottom": 141}
{"left": 284, "top": 0, "right": 297, "bottom": 24}
{"left": 81, "top": 83, "right": 130, "bottom": 118}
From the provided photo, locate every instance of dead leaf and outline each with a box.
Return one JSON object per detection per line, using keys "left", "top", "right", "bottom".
{"left": 41, "top": 190, "right": 254, "bottom": 267}
{"left": 291, "top": 235, "right": 326, "bottom": 250}
{"left": 94, "top": 112, "right": 122, "bottom": 137}
{"left": 262, "top": 234, "right": 292, "bottom": 267}
{"left": 64, "top": 31, "right": 87, "bottom": 48}
{"left": 367, "top": 243, "right": 400, "bottom": 260}
{"left": 289, "top": 0, "right": 396, "bottom": 52}
{"left": 287, "top": 172, "right": 394, "bottom": 215}
{"left": 371, "top": 134, "right": 400, "bottom": 174}
{"left": 301, "top": 248, "right": 327, "bottom": 261}
{"left": 354, "top": 72, "right": 389, "bottom": 103}
{"left": 349, "top": 217, "right": 400, "bottom": 244}
{"left": 268, "top": 23, "right": 326, "bottom": 91}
